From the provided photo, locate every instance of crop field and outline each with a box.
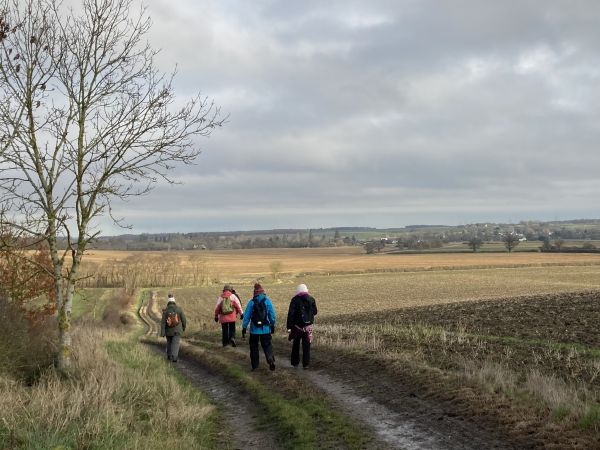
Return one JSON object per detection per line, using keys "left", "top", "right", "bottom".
{"left": 148, "top": 264, "right": 600, "bottom": 327}
{"left": 79, "top": 247, "right": 600, "bottom": 287}
{"left": 57, "top": 248, "right": 600, "bottom": 446}
{"left": 134, "top": 249, "right": 600, "bottom": 447}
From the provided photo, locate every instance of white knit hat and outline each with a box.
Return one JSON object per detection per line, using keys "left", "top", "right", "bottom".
{"left": 296, "top": 284, "right": 308, "bottom": 294}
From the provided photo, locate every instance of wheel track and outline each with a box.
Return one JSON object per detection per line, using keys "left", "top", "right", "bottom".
{"left": 141, "top": 297, "right": 517, "bottom": 449}
{"left": 187, "top": 335, "right": 519, "bottom": 450}
{"left": 139, "top": 292, "right": 279, "bottom": 450}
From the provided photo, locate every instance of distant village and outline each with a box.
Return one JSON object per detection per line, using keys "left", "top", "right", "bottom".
{"left": 87, "top": 219, "right": 600, "bottom": 253}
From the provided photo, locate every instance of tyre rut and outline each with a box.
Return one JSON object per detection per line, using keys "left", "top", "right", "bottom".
{"left": 190, "top": 335, "right": 517, "bottom": 450}
{"left": 139, "top": 292, "right": 279, "bottom": 450}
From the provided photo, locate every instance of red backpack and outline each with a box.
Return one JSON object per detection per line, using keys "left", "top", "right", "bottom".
{"left": 166, "top": 310, "right": 180, "bottom": 327}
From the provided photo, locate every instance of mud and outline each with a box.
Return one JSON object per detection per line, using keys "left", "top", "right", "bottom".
{"left": 142, "top": 292, "right": 518, "bottom": 449}
{"left": 299, "top": 367, "right": 510, "bottom": 450}
{"left": 186, "top": 332, "right": 516, "bottom": 450}
{"left": 140, "top": 294, "right": 279, "bottom": 450}
{"left": 148, "top": 345, "right": 279, "bottom": 450}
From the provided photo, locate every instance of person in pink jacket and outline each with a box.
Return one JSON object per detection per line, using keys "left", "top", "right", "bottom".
{"left": 214, "top": 284, "right": 244, "bottom": 347}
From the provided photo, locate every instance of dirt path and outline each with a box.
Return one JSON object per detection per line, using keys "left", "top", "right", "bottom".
{"left": 298, "top": 367, "right": 510, "bottom": 450}
{"left": 140, "top": 294, "right": 516, "bottom": 449}
{"left": 139, "top": 293, "right": 279, "bottom": 450}
{"left": 186, "top": 333, "right": 518, "bottom": 450}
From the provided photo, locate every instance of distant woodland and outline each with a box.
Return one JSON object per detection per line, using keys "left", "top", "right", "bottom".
{"left": 84, "top": 220, "right": 600, "bottom": 252}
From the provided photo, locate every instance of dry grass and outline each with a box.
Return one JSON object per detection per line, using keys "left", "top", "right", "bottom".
{"left": 0, "top": 325, "right": 217, "bottom": 449}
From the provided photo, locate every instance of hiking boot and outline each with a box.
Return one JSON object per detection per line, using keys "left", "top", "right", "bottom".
{"left": 303, "top": 366, "right": 309, "bottom": 370}
{"left": 269, "top": 359, "right": 276, "bottom": 371}
{"left": 230, "top": 338, "right": 237, "bottom": 347}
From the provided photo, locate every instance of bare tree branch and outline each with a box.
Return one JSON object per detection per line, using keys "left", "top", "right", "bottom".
{"left": 0, "top": 0, "right": 224, "bottom": 371}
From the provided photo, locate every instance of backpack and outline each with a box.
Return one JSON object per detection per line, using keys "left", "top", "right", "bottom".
{"left": 166, "top": 310, "right": 180, "bottom": 328}
{"left": 221, "top": 296, "right": 234, "bottom": 315}
{"left": 299, "top": 297, "right": 313, "bottom": 325}
{"left": 251, "top": 298, "right": 268, "bottom": 327}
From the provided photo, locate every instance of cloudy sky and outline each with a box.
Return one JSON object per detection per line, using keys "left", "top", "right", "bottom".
{"left": 106, "top": 0, "right": 600, "bottom": 233}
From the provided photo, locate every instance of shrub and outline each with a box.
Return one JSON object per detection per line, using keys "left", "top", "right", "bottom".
{"left": 0, "top": 298, "right": 57, "bottom": 383}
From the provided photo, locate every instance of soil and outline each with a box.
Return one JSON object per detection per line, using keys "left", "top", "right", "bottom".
{"left": 185, "top": 332, "right": 520, "bottom": 450}
{"left": 140, "top": 293, "right": 279, "bottom": 450}
{"left": 141, "top": 291, "right": 592, "bottom": 449}
{"left": 298, "top": 367, "right": 512, "bottom": 450}
{"left": 329, "top": 291, "right": 600, "bottom": 347}
{"left": 148, "top": 344, "right": 280, "bottom": 450}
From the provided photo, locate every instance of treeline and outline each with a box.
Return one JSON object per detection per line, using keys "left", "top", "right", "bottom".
{"left": 83, "top": 220, "right": 600, "bottom": 251}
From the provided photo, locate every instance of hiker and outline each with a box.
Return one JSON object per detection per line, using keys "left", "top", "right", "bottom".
{"left": 160, "top": 293, "right": 186, "bottom": 362}
{"left": 286, "top": 284, "right": 318, "bottom": 369}
{"left": 242, "top": 283, "right": 276, "bottom": 371}
{"left": 214, "top": 284, "right": 244, "bottom": 347}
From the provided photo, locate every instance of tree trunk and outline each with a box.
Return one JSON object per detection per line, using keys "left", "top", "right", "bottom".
{"left": 56, "top": 256, "right": 80, "bottom": 372}
{"left": 57, "top": 300, "right": 72, "bottom": 371}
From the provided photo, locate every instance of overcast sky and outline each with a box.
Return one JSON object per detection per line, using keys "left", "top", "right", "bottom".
{"left": 104, "top": 0, "right": 600, "bottom": 233}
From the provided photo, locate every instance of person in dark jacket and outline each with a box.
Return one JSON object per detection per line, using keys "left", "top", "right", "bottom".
{"left": 242, "top": 283, "right": 276, "bottom": 371}
{"left": 286, "top": 284, "right": 317, "bottom": 369}
{"left": 160, "top": 293, "right": 187, "bottom": 362}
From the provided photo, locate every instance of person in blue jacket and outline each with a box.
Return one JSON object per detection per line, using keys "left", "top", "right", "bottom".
{"left": 242, "top": 282, "right": 276, "bottom": 371}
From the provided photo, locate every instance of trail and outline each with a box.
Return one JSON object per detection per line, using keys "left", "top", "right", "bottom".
{"left": 187, "top": 334, "right": 517, "bottom": 450}
{"left": 140, "top": 294, "right": 517, "bottom": 449}
{"left": 138, "top": 292, "right": 279, "bottom": 450}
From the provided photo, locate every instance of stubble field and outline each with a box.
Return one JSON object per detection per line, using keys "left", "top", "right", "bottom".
{"left": 129, "top": 247, "right": 600, "bottom": 447}
{"left": 81, "top": 246, "right": 600, "bottom": 285}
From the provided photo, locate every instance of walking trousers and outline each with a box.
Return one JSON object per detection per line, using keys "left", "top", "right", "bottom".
{"left": 221, "top": 322, "right": 236, "bottom": 346}
{"left": 291, "top": 335, "right": 311, "bottom": 368}
{"left": 249, "top": 333, "right": 274, "bottom": 369}
{"left": 166, "top": 335, "right": 181, "bottom": 361}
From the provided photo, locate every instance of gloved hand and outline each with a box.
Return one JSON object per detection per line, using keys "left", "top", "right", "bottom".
{"left": 214, "top": 317, "right": 218, "bottom": 323}
{"left": 270, "top": 325, "right": 275, "bottom": 334}
{"left": 240, "top": 313, "right": 244, "bottom": 320}
{"left": 242, "top": 328, "right": 246, "bottom": 339}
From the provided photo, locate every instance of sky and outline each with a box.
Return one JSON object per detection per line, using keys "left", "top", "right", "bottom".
{"left": 104, "top": 0, "right": 600, "bottom": 233}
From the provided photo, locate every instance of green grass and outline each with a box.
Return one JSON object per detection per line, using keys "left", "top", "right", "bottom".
{"left": 105, "top": 339, "right": 221, "bottom": 449}
{"left": 71, "top": 288, "right": 112, "bottom": 320}
{"left": 579, "top": 405, "right": 600, "bottom": 430}
{"left": 172, "top": 340, "right": 373, "bottom": 450}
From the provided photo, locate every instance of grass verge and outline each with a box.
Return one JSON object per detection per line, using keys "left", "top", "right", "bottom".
{"left": 0, "top": 291, "right": 220, "bottom": 450}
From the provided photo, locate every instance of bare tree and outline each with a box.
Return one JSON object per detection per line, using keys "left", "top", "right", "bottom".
{"left": 502, "top": 233, "right": 520, "bottom": 253}
{"left": 0, "top": 0, "right": 224, "bottom": 371}
{"left": 467, "top": 236, "right": 483, "bottom": 252}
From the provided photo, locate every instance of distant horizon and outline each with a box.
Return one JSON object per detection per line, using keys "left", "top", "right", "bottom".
{"left": 96, "top": 216, "right": 600, "bottom": 237}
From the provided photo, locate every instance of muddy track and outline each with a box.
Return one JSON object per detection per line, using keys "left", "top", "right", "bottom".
{"left": 141, "top": 296, "right": 516, "bottom": 449}
{"left": 139, "top": 293, "right": 279, "bottom": 450}
{"left": 188, "top": 334, "right": 517, "bottom": 450}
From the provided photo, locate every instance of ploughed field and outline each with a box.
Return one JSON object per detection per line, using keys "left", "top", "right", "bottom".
{"left": 157, "top": 264, "right": 600, "bottom": 324}
{"left": 149, "top": 254, "right": 600, "bottom": 447}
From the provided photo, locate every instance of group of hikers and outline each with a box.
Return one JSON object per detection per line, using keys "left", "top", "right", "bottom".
{"left": 160, "top": 283, "right": 318, "bottom": 370}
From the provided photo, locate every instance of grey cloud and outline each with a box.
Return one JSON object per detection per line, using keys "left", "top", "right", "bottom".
{"left": 96, "top": 0, "right": 600, "bottom": 232}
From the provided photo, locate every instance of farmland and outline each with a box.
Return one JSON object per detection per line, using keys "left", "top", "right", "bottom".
{"left": 6, "top": 247, "right": 600, "bottom": 448}
{"left": 78, "top": 246, "right": 600, "bottom": 287}
{"left": 132, "top": 247, "right": 600, "bottom": 448}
